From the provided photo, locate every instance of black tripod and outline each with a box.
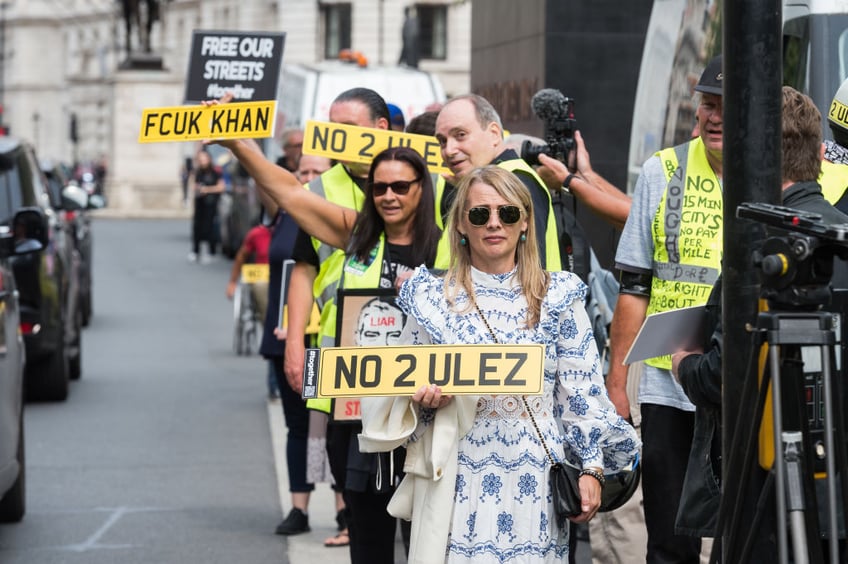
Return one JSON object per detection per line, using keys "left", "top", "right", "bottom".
{"left": 759, "top": 310, "right": 845, "bottom": 563}
{"left": 717, "top": 307, "right": 848, "bottom": 563}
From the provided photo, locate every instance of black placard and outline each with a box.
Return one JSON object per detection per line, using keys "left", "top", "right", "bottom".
{"left": 184, "top": 30, "right": 285, "bottom": 103}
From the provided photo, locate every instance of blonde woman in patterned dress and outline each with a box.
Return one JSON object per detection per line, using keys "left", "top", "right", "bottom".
{"left": 359, "top": 166, "right": 640, "bottom": 563}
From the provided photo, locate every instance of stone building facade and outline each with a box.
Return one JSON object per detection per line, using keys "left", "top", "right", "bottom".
{"left": 3, "top": 0, "right": 469, "bottom": 212}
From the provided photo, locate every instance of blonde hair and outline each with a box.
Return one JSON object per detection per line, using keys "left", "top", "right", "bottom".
{"left": 443, "top": 166, "right": 550, "bottom": 327}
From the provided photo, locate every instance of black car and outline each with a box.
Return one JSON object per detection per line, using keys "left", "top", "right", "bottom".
{"left": 1, "top": 139, "right": 80, "bottom": 400}
{"left": 41, "top": 160, "right": 103, "bottom": 328}
{"left": 0, "top": 209, "right": 44, "bottom": 523}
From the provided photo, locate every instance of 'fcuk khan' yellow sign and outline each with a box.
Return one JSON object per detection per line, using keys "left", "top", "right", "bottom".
{"left": 301, "top": 344, "right": 545, "bottom": 398}
{"left": 302, "top": 120, "right": 450, "bottom": 175}
{"left": 138, "top": 100, "right": 276, "bottom": 143}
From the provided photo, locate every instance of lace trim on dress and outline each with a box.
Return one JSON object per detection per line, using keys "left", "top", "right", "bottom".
{"left": 476, "top": 394, "right": 552, "bottom": 420}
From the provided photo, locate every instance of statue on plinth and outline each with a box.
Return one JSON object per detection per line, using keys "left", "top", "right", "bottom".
{"left": 118, "top": 0, "right": 165, "bottom": 70}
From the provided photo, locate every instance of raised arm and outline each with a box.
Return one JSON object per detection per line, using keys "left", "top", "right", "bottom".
{"left": 220, "top": 138, "right": 356, "bottom": 249}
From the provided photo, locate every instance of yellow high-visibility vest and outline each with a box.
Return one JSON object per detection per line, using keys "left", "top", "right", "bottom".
{"left": 645, "top": 138, "right": 722, "bottom": 371}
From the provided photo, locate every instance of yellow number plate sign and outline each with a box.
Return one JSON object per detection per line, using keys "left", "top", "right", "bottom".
{"left": 138, "top": 100, "right": 276, "bottom": 143}
{"left": 241, "top": 263, "right": 269, "bottom": 283}
{"left": 301, "top": 344, "right": 545, "bottom": 398}
{"left": 302, "top": 120, "right": 450, "bottom": 175}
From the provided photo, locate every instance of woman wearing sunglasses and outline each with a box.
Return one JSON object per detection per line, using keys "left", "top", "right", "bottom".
{"left": 359, "top": 166, "right": 640, "bottom": 563}
{"left": 219, "top": 139, "right": 443, "bottom": 561}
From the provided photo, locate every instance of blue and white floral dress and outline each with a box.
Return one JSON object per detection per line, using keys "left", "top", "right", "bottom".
{"left": 396, "top": 266, "right": 640, "bottom": 563}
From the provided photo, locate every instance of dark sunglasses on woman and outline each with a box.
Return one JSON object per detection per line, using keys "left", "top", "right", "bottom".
{"left": 467, "top": 205, "right": 522, "bottom": 226}
{"left": 372, "top": 178, "right": 420, "bottom": 196}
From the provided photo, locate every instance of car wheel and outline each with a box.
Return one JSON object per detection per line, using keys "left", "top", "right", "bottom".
{"left": 27, "top": 337, "right": 69, "bottom": 402}
{"left": 0, "top": 411, "right": 25, "bottom": 523}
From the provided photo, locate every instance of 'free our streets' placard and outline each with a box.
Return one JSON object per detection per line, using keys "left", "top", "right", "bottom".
{"left": 184, "top": 30, "right": 285, "bottom": 103}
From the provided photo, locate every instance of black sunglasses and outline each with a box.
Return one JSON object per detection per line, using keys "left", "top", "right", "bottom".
{"left": 372, "top": 178, "right": 420, "bottom": 196}
{"left": 467, "top": 205, "right": 523, "bottom": 226}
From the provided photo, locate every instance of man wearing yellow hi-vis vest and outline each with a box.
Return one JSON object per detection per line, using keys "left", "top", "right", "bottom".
{"left": 607, "top": 55, "right": 724, "bottom": 562}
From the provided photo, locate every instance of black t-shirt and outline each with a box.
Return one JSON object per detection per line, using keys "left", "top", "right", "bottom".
{"left": 194, "top": 167, "right": 220, "bottom": 188}
{"left": 377, "top": 242, "right": 415, "bottom": 287}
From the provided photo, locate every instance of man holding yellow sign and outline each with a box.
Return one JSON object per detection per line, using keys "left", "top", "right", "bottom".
{"left": 358, "top": 167, "right": 640, "bottom": 563}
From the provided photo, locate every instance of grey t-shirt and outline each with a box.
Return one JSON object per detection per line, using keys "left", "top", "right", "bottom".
{"left": 615, "top": 154, "right": 696, "bottom": 412}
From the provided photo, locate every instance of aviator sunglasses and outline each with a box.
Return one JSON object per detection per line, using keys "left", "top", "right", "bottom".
{"left": 467, "top": 205, "right": 523, "bottom": 226}
{"left": 372, "top": 178, "right": 420, "bottom": 196}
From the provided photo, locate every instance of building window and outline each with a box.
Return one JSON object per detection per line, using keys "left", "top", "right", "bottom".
{"left": 416, "top": 4, "right": 447, "bottom": 60}
{"left": 322, "top": 3, "right": 352, "bottom": 59}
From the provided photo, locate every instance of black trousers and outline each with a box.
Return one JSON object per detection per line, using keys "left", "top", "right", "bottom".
{"left": 271, "top": 358, "right": 313, "bottom": 493}
{"left": 328, "top": 421, "right": 409, "bottom": 563}
{"left": 641, "top": 403, "right": 701, "bottom": 564}
{"left": 192, "top": 194, "right": 219, "bottom": 254}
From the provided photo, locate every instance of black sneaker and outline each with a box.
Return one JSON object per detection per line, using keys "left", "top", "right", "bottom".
{"left": 274, "top": 508, "right": 310, "bottom": 535}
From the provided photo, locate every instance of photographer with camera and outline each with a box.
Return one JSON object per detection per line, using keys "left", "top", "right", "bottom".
{"left": 608, "top": 54, "right": 725, "bottom": 563}
{"left": 671, "top": 86, "right": 848, "bottom": 559}
{"left": 536, "top": 130, "right": 632, "bottom": 230}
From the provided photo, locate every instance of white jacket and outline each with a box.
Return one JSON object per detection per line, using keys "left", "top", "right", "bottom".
{"left": 358, "top": 394, "right": 478, "bottom": 564}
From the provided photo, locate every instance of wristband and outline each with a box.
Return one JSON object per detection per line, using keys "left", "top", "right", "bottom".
{"left": 579, "top": 467, "right": 606, "bottom": 487}
{"left": 563, "top": 173, "right": 577, "bottom": 192}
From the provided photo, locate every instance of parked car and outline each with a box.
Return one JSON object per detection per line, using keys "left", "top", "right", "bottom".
{"left": 0, "top": 210, "right": 45, "bottom": 523}
{"left": 40, "top": 159, "right": 104, "bottom": 327}
{"left": 1, "top": 138, "right": 80, "bottom": 400}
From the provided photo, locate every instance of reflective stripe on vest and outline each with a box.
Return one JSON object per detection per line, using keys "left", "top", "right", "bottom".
{"left": 820, "top": 160, "right": 848, "bottom": 205}
{"left": 307, "top": 164, "right": 366, "bottom": 265}
{"left": 646, "top": 138, "right": 722, "bottom": 370}
{"left": 306, "top": 398, "right": 332, "bottom": 413}
{"left": 309, "top": 164, "right": 365, "bottom": 322}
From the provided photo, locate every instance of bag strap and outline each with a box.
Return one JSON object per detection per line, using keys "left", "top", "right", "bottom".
{"left": 470, "top": 296, "right": 557, "bottom": 466}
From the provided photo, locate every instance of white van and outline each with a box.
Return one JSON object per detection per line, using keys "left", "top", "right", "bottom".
{"left": 783, "top": 0, "right": 848, "bottom": 120}
{"left": 626, "top": 0, "right": 848, "bottom": 191}
{"left": 277, "top": 60, "right": 446, "bottom": 130}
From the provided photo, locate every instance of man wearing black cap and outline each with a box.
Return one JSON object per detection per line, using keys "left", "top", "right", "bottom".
{"left": 606, "top": 54, "right": 723, "bottom": 563}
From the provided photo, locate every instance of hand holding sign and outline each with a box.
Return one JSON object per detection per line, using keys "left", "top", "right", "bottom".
{"left": 412, "top": 384, "right": 453, "bottom": 409}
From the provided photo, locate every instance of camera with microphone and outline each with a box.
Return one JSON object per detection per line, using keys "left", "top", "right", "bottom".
{"left": 521, "top": 88, "right": 577, "bottom": 167}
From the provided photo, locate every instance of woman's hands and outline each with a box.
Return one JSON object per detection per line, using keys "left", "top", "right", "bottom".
{"left": 412, "top": 384, "right": 453, "bottom": 409}
{"left": 569, "top": 473, "right": 602, "bottom": 523}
